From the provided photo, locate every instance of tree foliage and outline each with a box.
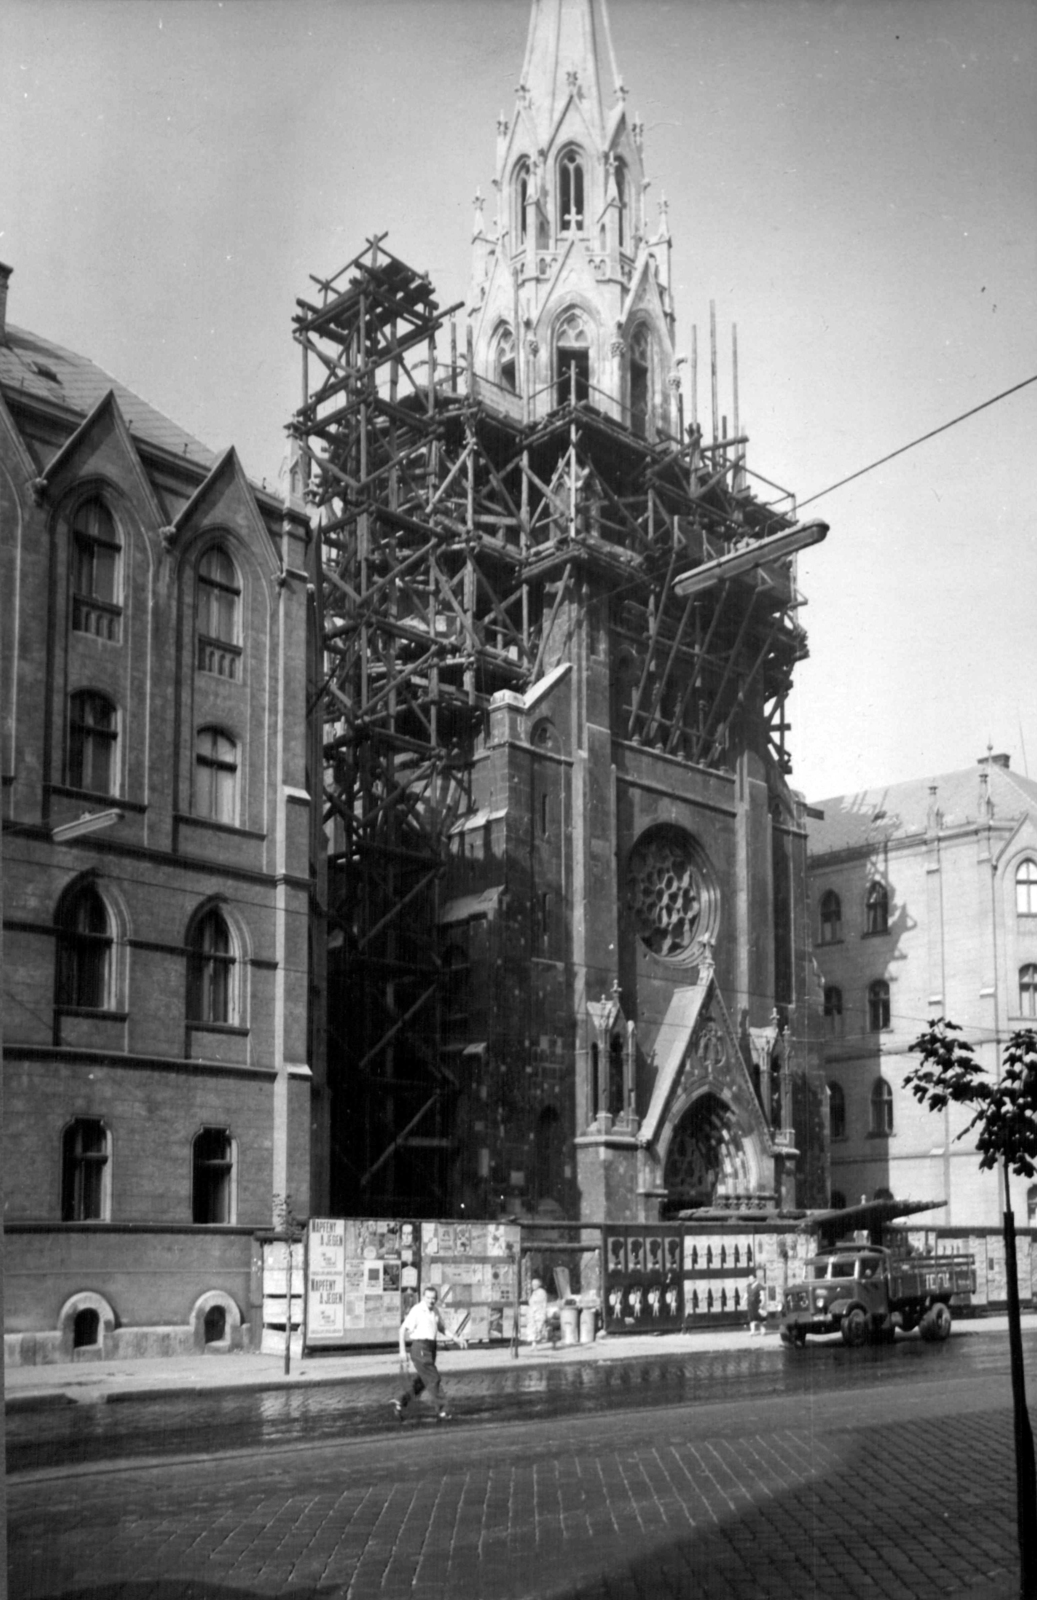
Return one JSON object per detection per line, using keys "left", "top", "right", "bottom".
{"left": 907, "top": 1020, "right": 1037, "bottom": 1180}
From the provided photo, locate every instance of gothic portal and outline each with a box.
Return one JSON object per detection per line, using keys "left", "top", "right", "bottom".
{"left": 306, "top": 0, "right": 829, "bottom": 1223}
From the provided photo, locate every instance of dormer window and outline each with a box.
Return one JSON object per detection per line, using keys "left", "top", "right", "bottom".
{"left": 558, "top": 146, "right": 585, "bottom": 232}
{"left": 72, "top": 498, "right": 122, "bottom": 641}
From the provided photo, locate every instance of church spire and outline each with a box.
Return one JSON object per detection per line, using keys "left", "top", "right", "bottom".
{"left": 470, "top": 0, "right": 679, "bottom": 441}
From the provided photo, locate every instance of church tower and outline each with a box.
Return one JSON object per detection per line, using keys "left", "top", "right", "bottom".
{"left": 300, "top": 0, "right": 829, "bottom": 1236}
{"left": 470, "top": 0, "right": 678, "bottom": 439}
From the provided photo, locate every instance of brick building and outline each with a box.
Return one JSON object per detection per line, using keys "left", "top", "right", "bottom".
{"left": 808, "top": 752, "right": 1037, "bottom": 1227}
{"left": 0, "top": 262, "right": 320, "bottom": 1361}
{"left": 310, "top": 0, "right": 830, "bottom": 1224}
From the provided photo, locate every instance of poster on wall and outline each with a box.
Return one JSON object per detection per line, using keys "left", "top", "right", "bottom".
{"left": 603, "top": 1226, "right": 683, "bottom": 1331}
{"left": 421, "top": 1221, "right": 521, "bottom": 1344}
{"left": 303, "top": 1217, "right": 520, "bottom": 1348}
{"left": 305, "top": 1217, "right": 421, "bottom": 1348}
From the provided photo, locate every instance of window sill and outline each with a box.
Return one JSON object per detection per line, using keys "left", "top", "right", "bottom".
{"left": 174, "top": 813, "right": 265, "bottom": 841}
{"left": 866, "top": 1130, "right": 894, "bottom": 1139}
{"left": 186, "top": 1022, "right": 249, "bottom": 1037}
{"left": 861, "top": 930, "right": 890, "bottom": 939}
{"left": 55, "top": 1008, "right": 128, "bottom": 1023}
{"left": 48, "top": 785, "right": 147, "bottom": 815}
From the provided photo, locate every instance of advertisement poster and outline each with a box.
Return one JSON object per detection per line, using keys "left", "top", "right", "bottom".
{"left": 305, "top": 1216, "right": 421, "bottom": 1348}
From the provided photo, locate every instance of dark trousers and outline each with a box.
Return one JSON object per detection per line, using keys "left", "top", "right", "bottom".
{"left": 399, "top": 1340, "right": 443, "bottom": 1409}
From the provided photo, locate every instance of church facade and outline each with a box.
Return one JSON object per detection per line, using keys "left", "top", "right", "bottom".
{"left": 307, "top": 0, "right": 829, "bottom": 1224}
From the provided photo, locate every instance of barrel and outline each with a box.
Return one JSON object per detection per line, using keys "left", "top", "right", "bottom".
{"left": 559, "top": 1305, "right": 579, "bottom": 1345}
{"left": 579, "top": 1306, "right": 597, "bottom": 1344}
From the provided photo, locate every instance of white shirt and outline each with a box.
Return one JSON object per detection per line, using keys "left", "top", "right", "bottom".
{"left": 400, "top": 1300, "right": 444, "bottom": 1342}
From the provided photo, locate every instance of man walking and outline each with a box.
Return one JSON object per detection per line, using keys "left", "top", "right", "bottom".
{"left": 394, "top": 1284, "right": 466, "bottom": 1422}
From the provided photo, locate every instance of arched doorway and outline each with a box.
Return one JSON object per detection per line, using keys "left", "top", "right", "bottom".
{"left": 662, "top": 1092, "right": 739, "bottom": 1211}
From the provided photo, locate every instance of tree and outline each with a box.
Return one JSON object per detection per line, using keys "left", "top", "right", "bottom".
{"left": 906, "top": 1021, "right": 1037, "bottom": 1600}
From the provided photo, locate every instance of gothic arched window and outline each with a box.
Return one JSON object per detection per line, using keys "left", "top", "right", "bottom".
{"left": 56, "top": 882, "right": 113, "bottom": 1011}
{"left": 819, "top": 889, "right": 842, "bottom": 944}
{"left": 513, "top": 158, "right": 530, "bottom": 245}
{"left": 62, "top": 1118, "right": 110, "bottom": 1221}
{"left": 1020, "top": 964, "right": 1037, "bottom": 1018}
{"left": 197, "top": 543, "right": 242, "bottom": 680}
{"left": 186, "top": 906, "right": 237, "bottom": 1026}
{"left": 558, "top": 146, "right": 585, "bottom": 232}
{"left": 195, "top": 727, "right": 239, "bottom": 825}
{"left": 1017, "top": 860, "right": 1037, "bottom": 916}
{"left": 495, "top": 325, "right": 517, "bottom": 394}
{"left": 867, "top": 979, "right": 890, "bottom": 1032}
{"left": 828, "top": 1082, "right": 846, "bottom": 1141}
{"left": 629, "top": 325, "right": 650, "bottom": 437}
{"left": 71, "top": 497, "right": 122, "bottom": 641}
{"left": 866, "top": 880, "right": 889, "bottom": 935}
{"left": 68, "top": 690, "right": 118, "bottom": 795}
{"left": 554, "top": 308, "right": 590, "bottom": 407}
{"left": 870, "top": 1079, "right": 894, "bottom": 1136}
{"left": 614, "top": 157, "right": 629, "bottom": 249}
{"left": 823, "top": 985, "right": 844, "bottom": 1039}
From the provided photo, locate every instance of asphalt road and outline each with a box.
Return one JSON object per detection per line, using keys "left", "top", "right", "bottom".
{"left": 7, "top": 1332, "right": 1030, "bottom": 1599}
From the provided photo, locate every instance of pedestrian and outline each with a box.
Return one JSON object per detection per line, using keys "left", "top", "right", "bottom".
{"left": 746, "top": 1273, "right": 765, "bottom": 1336}
{"left": 528, "top": 1275, "right": 549, "bottom": 1346}
{"left": 394, "top": 1284, "right": 466, "bottom": 1422}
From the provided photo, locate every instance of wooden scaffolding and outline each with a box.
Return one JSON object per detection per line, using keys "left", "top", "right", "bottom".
{"left": 293, "top": 239, "right": 811, "bottom": 1216}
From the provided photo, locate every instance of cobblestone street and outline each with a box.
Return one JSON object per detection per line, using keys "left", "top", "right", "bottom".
{"left": 8, "top": 1342, "right": 1022, "bottom": 1599}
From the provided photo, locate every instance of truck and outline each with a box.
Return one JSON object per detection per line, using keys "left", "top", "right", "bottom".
{"left": 780, "top": 1242, "right": 976, "bottom": 1347}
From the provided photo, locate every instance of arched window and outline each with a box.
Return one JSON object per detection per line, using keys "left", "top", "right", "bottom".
{"left": 192, "top": 1126, "right": 235, "bottom": 1224}
{"left": 513, "top": 158, "right": 530, "bottom": 245}
{"left": 195, "top": 727, "right": 239, "bottom": 825}
{"left": 823, "top": 986, "right": 844, "bottom": 1039}
{"left": 1020, "top": 964, "right": 1037, "bottom": 1018}
{"left": 61, "top": 1117, "right": 110, "bottom": 1220}
{"left": 867, "top": 979, "right": 890, "bottom": 1032}
{"left": 496, "top": 325, "right": 517, "bottom": 394}
{"left": 629, "top": 325, "right": 650, "bottom": 438}
{"left": 828, "top": 1082, "right": 846, "bottom": 1141}
{"left": 558, "top": 146, "right": 585, "bottom": 232}
{"left": 614, "top": 157, "right": 629, "bottom": 249}
{"left": 187, "top": 907, "right": 236, "bottom": 1025}
{"left": 554, "top": 308, "right": 590, "bottom": 407}
{"left": 68, "top": 690, "right": 117, "bottom": 795}
{"left": 870, "top": 1079, "right": 894, "bottom": 1135}
{"left": 71, "top": 498, "right": 122, "bottom": 641}
{"left": 56, "top": 883, "right": 113, "bottom": 1010}
{"left": 866, "top": 881, "right": 889, "bottom": 935}
{"left": 1017, "top": 861, "right": 1037, "bottom": 916}
{"left": 197, "top": 544, "right": 242, "bottom": 680}
{"left": 819, "top": 890, "right": 842, "bottom": 945}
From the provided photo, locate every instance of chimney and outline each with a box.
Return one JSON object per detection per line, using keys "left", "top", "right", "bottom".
{"left": 0, "top": 262, "right": 11, "bottom": 341}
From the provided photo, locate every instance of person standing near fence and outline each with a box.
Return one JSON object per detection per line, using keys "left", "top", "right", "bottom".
{"left": 746, "top": 1273, "right": 765, "bottom": 1336}
{"left": 394, "top": 1284, "right": 466, "bottom": 1422}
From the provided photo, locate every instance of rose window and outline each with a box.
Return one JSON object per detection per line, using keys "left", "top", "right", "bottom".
{"left": 627, "top": 824, "right": 718, "bottom": 964}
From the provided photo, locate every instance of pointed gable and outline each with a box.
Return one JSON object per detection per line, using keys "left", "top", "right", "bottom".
{"left": 165, "top": 446, "right": 280, "bottom": 572}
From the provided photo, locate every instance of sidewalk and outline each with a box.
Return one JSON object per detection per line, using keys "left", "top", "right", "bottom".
{"left": 6, "top": 1310, "right": 1036, "bottom": 1410}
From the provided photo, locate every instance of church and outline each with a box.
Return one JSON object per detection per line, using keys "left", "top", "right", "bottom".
{"left": 304, "top": 0, "right": 830, "bottom": 1224}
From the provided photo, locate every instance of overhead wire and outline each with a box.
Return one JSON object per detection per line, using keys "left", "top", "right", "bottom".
{"left": 794, "top": 373, "right": 1037, "bottom": 511}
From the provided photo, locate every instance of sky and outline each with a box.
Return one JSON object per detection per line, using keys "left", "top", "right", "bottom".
{"left": 2, "top": 0, "right": 1035, "bottom": 803}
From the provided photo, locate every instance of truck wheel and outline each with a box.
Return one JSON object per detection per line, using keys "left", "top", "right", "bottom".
{"left": 930, "top": 1303, "right": 952, "bottom": 1341}
{"left": 841, "top": 1307, "right": 868, "bottom": 1348}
